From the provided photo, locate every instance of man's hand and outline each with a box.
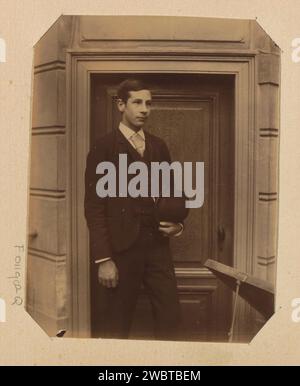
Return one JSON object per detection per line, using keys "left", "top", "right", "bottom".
{"left": 158, "top": 221, "right": 183, "bottom": 237}
{"left": 98, "top": 260, "right": 119, "bottom": 288}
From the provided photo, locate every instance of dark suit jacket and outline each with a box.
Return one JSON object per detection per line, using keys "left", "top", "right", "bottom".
{"left": 84, "top": 128, "right": 172, "bottom": 263}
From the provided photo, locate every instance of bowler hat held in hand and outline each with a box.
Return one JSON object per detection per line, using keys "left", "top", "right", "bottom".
{"left": 154, "top": 196, "right": 189, "bottom": 223}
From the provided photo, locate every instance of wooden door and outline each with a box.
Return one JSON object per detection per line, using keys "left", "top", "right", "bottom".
{"left": 90, "top": 73, "right": 235, "bottom": 341}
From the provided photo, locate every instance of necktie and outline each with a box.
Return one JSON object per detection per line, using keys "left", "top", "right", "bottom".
{"left": 130, "top": 132, "right": 155, "bottom": 200}
{"left": 130, "top": 132, "right": 145, "bottom": 157}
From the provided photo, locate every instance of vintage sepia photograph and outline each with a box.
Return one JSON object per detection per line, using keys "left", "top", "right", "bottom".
{"left": 26, "top": 15, "right": 280, "bottom": 343}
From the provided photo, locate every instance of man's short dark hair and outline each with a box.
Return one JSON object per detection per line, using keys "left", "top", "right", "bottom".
{"left": 117, "top": 78, "right": 149, "bottom": 103}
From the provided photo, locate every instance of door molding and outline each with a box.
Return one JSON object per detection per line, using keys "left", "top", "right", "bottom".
{"left": 67, "top": 54, "right": 256, "bottom": 337}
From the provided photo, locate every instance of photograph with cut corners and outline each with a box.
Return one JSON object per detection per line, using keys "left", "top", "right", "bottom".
{"left": 27, "top": 15, "right": 280, "bottom": 343}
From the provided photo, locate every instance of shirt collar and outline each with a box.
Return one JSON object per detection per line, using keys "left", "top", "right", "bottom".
{"left": 119, "top": 122, "right": 145, "bottom": 141}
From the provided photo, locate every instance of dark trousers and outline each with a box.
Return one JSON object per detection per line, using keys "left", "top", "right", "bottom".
{"left": 90, "top": 231, "right": 182, "bottom": 340}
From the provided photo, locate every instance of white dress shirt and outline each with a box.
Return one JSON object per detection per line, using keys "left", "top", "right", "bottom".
{"left": 119, "top": 121, "right": 145, "bottom": 153}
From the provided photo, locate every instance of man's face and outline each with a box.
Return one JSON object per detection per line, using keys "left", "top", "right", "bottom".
{"left": 118, "top": 89, "right": 152, "bottom": 130}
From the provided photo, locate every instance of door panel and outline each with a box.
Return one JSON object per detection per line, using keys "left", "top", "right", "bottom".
{"left": 145, "top": 97, "right": 211, "bottom": 263}
{"left": 90, "top": 74, "right": 234, "bottom": 341}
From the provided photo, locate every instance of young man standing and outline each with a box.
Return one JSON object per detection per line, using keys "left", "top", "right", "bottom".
{"left": 84, "top": 79, "right": 185, "bottom": 340}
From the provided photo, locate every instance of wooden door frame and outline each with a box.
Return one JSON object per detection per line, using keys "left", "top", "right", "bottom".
{"left": 67, "top": 53, "right": 256, "bottom": 338}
